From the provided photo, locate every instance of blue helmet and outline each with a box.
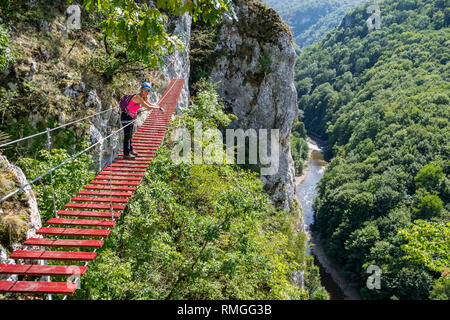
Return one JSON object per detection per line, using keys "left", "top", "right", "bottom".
{"left": 141, "top": 82, "right": 152, "bottom": 91}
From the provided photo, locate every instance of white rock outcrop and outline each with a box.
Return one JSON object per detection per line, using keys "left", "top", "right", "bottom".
{"left": 0, "top": 155, "right": 42, "bottom": 281}
{"left": 88, "top": 10, "right": 192, "bottom": 168}
{"left": 210, "top": 0, "right": 298, "bottom": 210}
{"left": 164, "top": 13, "right": 192, "bottom": 113}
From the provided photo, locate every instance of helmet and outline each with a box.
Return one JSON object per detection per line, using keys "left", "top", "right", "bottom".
{"left": 141, "top": 82, "right": 152, "bottom": 91}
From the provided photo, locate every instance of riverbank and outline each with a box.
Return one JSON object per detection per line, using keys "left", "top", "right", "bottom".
{"left": 310, "top": 234, "right": 362, "bottom": 300}
{"left": 295, "top": 137, "right": 319, "bottom": 186}
{"left": 295, "top": 137, "right": 361, "bottom": 300}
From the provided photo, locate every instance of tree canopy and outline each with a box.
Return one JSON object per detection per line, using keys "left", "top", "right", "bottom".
{"left": 295, "top": 0, "right": 449, "bottom": 299}
{"left": 75, "top": 0, "right": 234, "bottom": 67}
{"left": 262, "top": 0, "right": 370, "bottom": 49}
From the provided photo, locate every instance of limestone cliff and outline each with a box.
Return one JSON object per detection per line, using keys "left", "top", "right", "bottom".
{"left": 0, "top": 0, "right": 191, "bottom": 171}
{"left": 0, "top": 155, "right": 42, "bottom": 281}
{"left": 90, "top": 11, "right": 191, "bottom": 169}
{"left": 209, "top": 0, "right": 298, "bottom": 210}
{"left": 164, "top": 13, "right": 192, "bottom": 113}
{"left": 1, "top": 0, "right": 297, "bottom": 212}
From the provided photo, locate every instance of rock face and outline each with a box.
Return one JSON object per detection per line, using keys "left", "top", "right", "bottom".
{"left": 164, "top": 13, "right": 192, "bottom": 114}
{"left": 209, "top": 0, "right": 298, "bottom": 210}
{"left": 0, "top": 156, "right": 42, "bottom": 281}
{"left": 90, "top": 11, "right": 192, "bottom": 169}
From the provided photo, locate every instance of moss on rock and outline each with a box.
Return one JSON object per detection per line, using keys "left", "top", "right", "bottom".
{"left": 0, "top": 161, "right": 29, "bottom": 252}
{"left": 234, "top": 0, "right": 293, "bottom": 46}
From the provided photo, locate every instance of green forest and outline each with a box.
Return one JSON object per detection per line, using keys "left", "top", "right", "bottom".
{"left": 295, "top": 0, "right": 449, "bottom": 299}
{"left": 262, "top": 0, "right": 370, "bottom": 49}
{"left": 0, "top": 0, "right": 449, "bottom": 303}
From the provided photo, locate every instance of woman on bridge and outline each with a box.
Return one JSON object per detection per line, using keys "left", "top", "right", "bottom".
{"left": 121, "top": 82, "right": 165, "bottom": 160}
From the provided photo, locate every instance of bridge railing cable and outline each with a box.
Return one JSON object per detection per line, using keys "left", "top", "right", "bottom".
{"left": 1, "top": 77, "right": 177, "bottom": 150}
{"left": 0, "top": 116, "right": 141, "bottom": 204}
{"left": 0, "top": 108, "right": 115, "bottom": 149}
{"left": 1, "top": 79, "right": 178, "bottom": 203}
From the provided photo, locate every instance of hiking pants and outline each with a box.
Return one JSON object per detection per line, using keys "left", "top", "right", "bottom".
{"left": 121, "top": 112, "right": 134, "bottom": 156}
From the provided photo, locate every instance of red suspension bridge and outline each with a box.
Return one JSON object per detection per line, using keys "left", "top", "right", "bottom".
{"left": 0, "top": 78, "right": 184, "bottom": 297}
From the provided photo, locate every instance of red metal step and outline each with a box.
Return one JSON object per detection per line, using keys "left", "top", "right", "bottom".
{"left": 127, "top": 145, "right": 159, "bottom": 149}
{"left": 138, "top": 129, "right": 164, "bottom": 133}
{"left": 111, "top": 161, "right": 151, "bottom": 166}
{"left": 117, "top": 154, "right": 154, "bottom": 158}
{"left": 37, "top": 227, "right": 110, "bottom": 237}
{"left": 57, "top": 210, "right": 121, "bottom": 219}
{"left": 24, "top": 238, "right": 104, "bottom": 248}
{"left": 134, "top": 132, "right": 164, "bottom": 136}
{"left": 64, "top": 203, "right": 126, "bottom": 210}
{"left": 130, "top": 147, "right": 158, "bottom": 152}
{"left": 109, "top": 163, "right": 148, "bottom": 169}
{"left": 90, "top": 180, "right": 140, "bottom": 186}
{"left": 126, "top": 150, "right": 158, "bottom": 155}
{"left": 94, "top": 175, "right": 142, "bottom": 182}
{"left": 10, "top": 250, "right": 97, "bottom": 261}
{"left": 47, "top": 218, "right": 116, "bottom": 227}
{"left": 84, "top": 185, "right": 137, "bottom": 191}
{"left": 71, "top": 196, "right": 130, "bottom": 203}
{"left": 78, "top": 190, "right": 133, "bottom": 197}
{"left": 130, "top": 143, "right": 161, "bottom": 148}
{"left": 133, "top": 134, "right": 163, "bottom": 139}
{"left": 102, "top": 167, "right": 147, "bottom": 175}
{"left": 132, "top": 141, "right": 160, "bottom": 144}
{"left": 131, "top": 145, "right": 158, "bottom": 149}
{"left": 135, "top": 133, "right": 165, "bottom": 136}
{"left": 126, "top": 154, "right": 157, "bottom": 158}
{"left": 102, "top": 167, "right": 146, "bottom": 172}
{"left": 132, "top": 137, "right": 162, "bottom": 141}
{"left": 114, "top": 157, "right": 153, "bottom": 165}
{"left": 140, "top": 125, "right": 166, "bottom": 128}
{"left": 125, "top": 152, "right": 157, "bottom": 157}
{"left": 127, "top": 144, "right": 158, "bottom": 152}
{"left": 99, "top": 170, "right": 147, "bottom": 176}
{"left": 115, "top": 156, "right": 154, "bottom": 161}
{"left": 0, "top": 264, "right": 88, "bottom": 276}
{"left": 135, "top": 133, "right": 165, "bottom": 137}
{"left": 0, "top": 281, "right": 78, "bottom": 295}
{"left": 98, "top": 171, "right": 145, "bottom": 177}
{"left": 137, "top": 127, "right": 166, "bottom": 131}
{"left": 136, "top": 130, "right": 165, "bottom": 134}
{"left": 138, "top": 127, "right": 166, "bottom": 130}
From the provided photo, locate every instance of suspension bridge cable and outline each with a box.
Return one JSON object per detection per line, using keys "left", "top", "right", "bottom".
{"left": 1, "top": 78, "right": 177, "bottom": 150}
{"left": 0, "top": 116, "right": 141, "bottom": 204}
{"left": 0, "top": 108, "right": 115, "bottom": 149}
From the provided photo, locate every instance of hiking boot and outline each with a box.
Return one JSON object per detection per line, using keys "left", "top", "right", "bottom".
{"left": 123, "top": 154, "right": 135, "bottom": 160}
{"left": 131, "top": 151, "right": 139, "bottom": 157}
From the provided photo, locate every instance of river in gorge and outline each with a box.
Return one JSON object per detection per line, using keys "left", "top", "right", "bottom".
{"left": 296, "top": 138, "right": 351, "bottom": 300}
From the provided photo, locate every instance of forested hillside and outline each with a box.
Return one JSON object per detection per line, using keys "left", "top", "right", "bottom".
{"left": 295, "top": 0, "right": 449, "bottom": 299}
{"left": 70, "top": 82, "right": 328, "bottom": 300}
{"left": 0, "top": 0, "right": 328, "bottom": 300}
{"left": 262, "top": 0, "right": 371, "bottom": 175}
{"left": 262, "top": 0, "right": 369, "bottom": 49}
